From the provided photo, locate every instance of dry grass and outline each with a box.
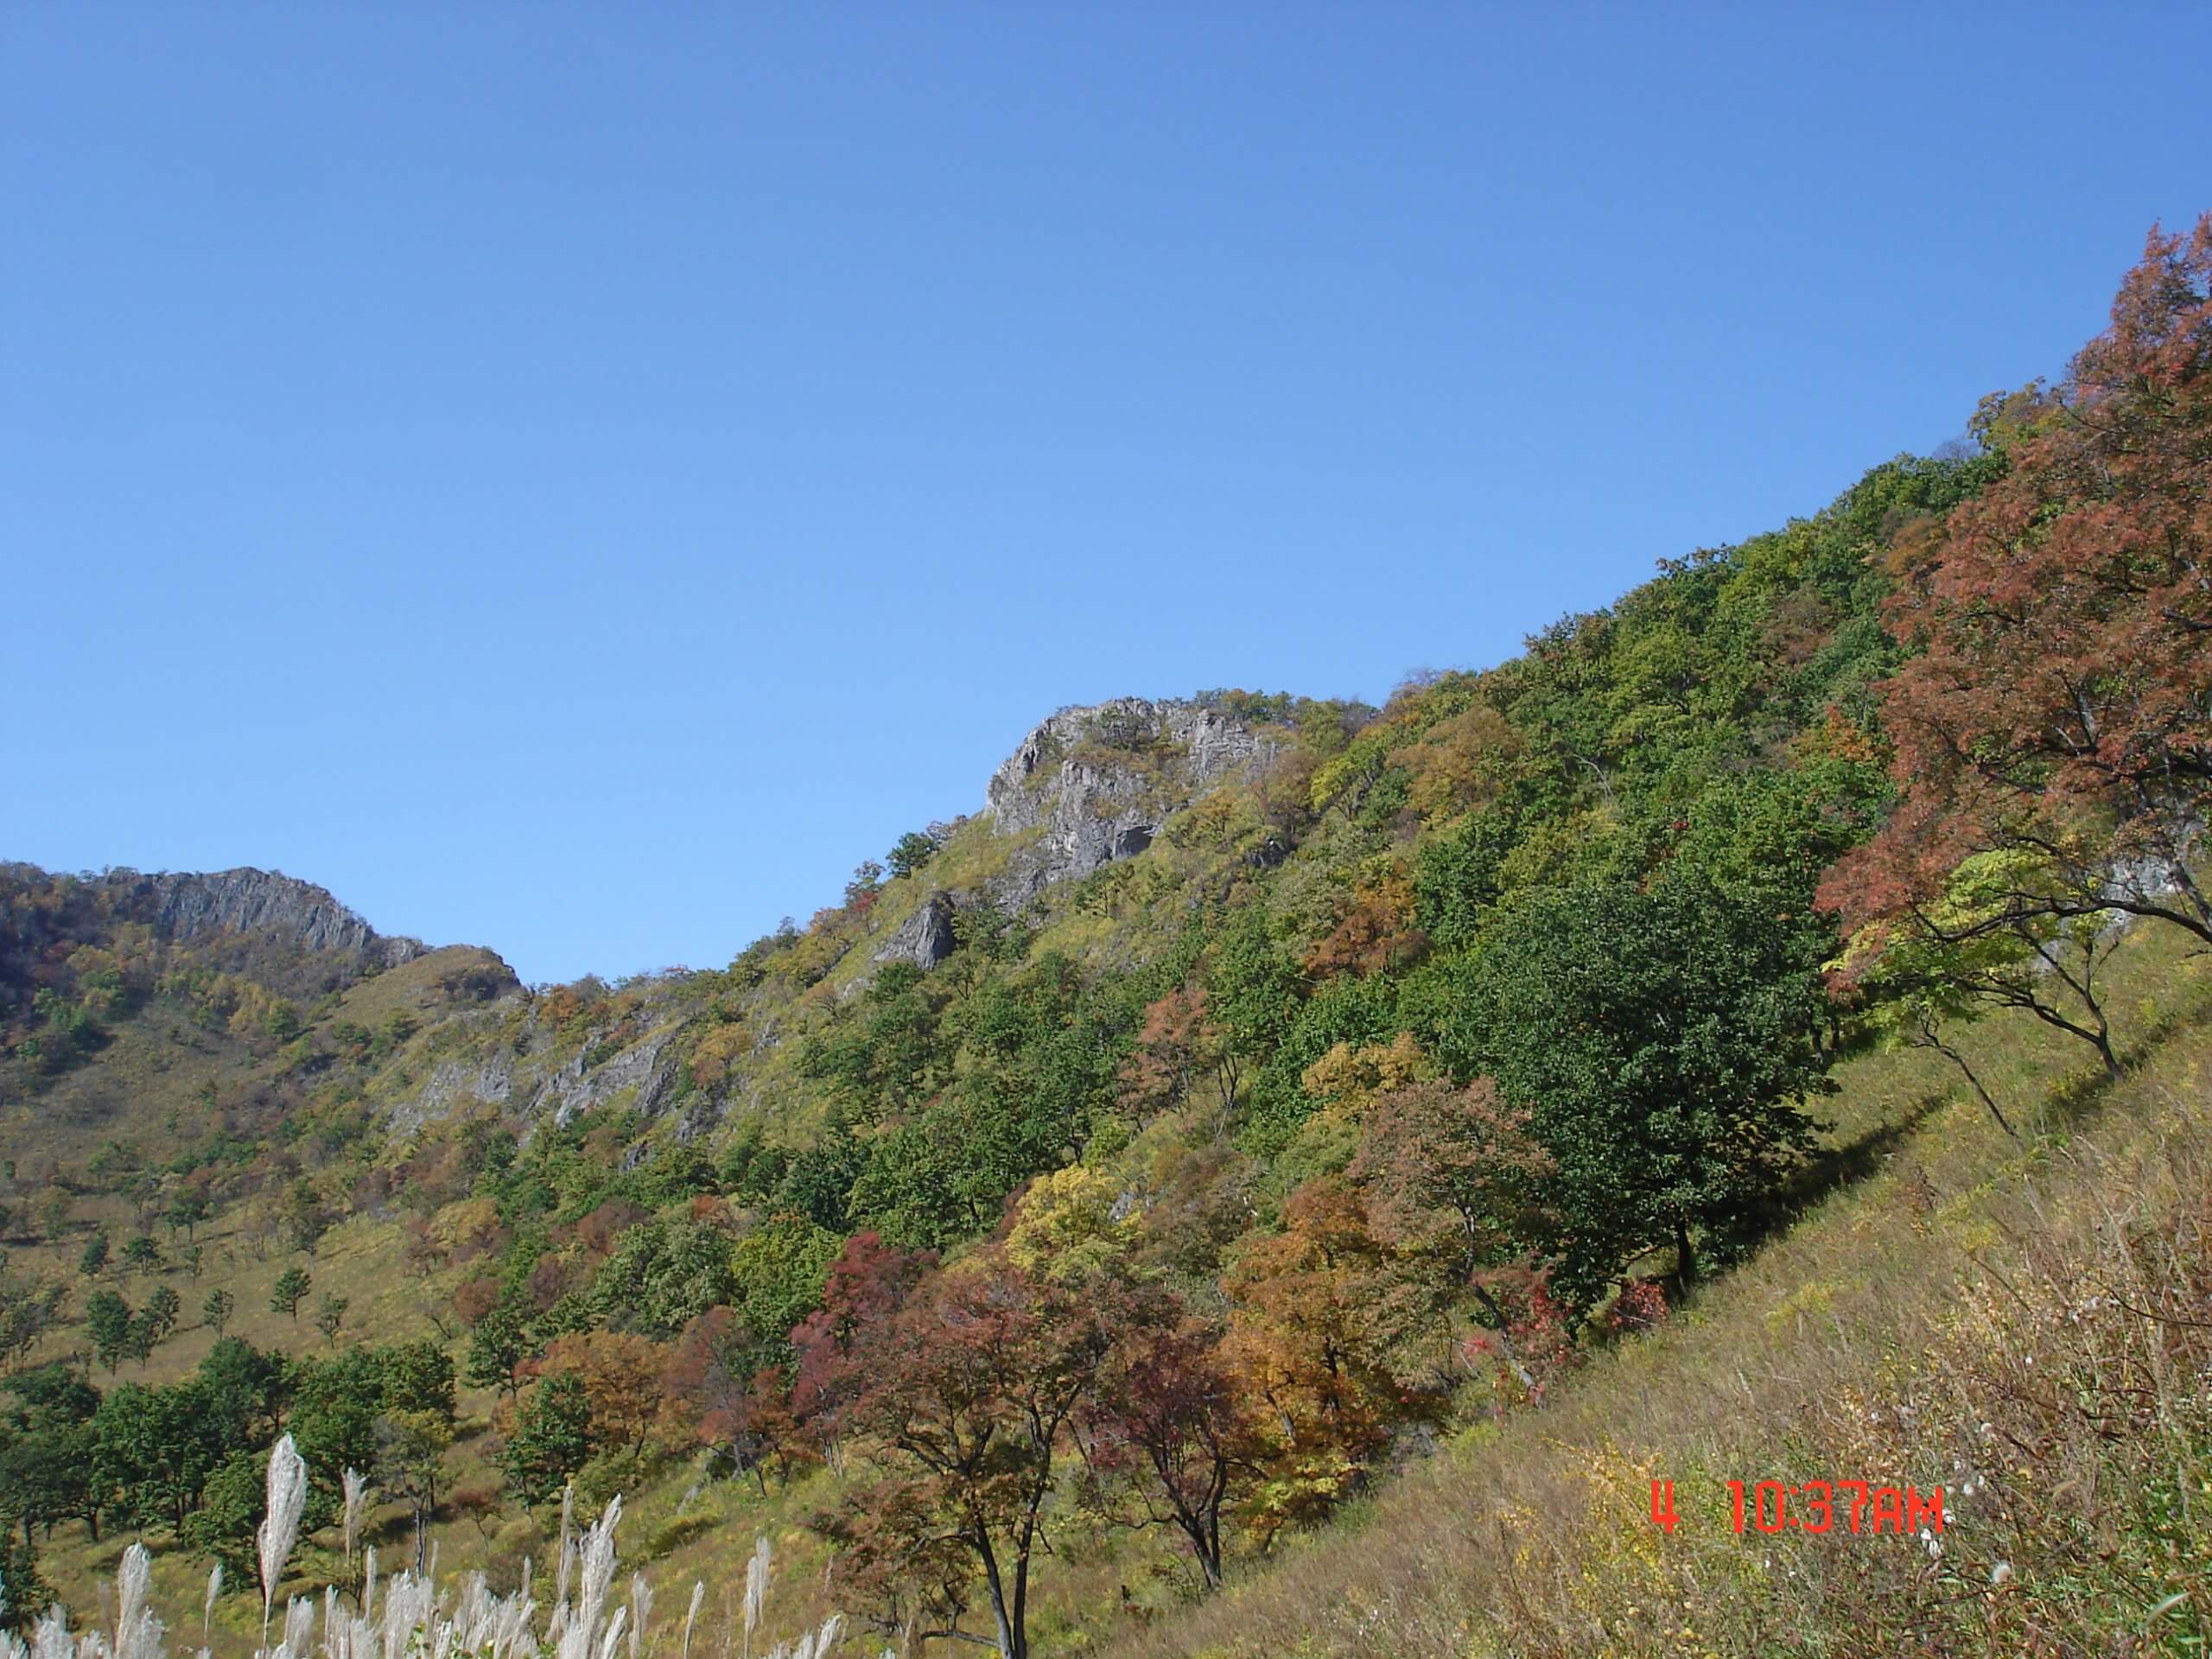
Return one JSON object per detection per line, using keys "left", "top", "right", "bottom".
{"left": 16, "top": 918, "right": 2211, "bottom": 1658}
{"left": 1096, "top": 925, "right": 2212, "bottom": 1659}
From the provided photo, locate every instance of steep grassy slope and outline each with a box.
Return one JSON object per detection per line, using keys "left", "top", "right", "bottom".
{"left": 12, "top": 915, "right": 2205, "bottom": 1658}
{"left": 1103, "top": 919, "right": 2212, "bottom": 1658}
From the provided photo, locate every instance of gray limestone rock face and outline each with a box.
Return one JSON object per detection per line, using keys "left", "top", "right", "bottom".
{"left": 982, "top": 697, "right": 1276, "bottom": 903}
{"left": 873, "top": 889, "right": 963, "bottom": 969}
{"left": 96, "top": 867, "right": 425, "bottom": 969}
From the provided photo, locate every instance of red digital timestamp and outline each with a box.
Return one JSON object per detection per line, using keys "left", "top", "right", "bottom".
{"left": 1649, "top": 1478, "right": 1942, "bottom": 1535}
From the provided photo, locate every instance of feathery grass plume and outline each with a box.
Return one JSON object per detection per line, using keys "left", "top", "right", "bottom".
{"left": 257, "top": 1434, "right": 308, "bottom": 1652}
{"left": 340, "top": 1471, "right": 368, "bottom": 1573}
{"left": 741, "top": 1539, "right": 770, "bottom": 1659}
{"left": 377, "top": 1568, "right": 433, "bottom": 1659}
{"left": 359, "top": 1550, "right": 376, "bottom": 1626}
{"left": 202, "top": 1567, "right": 223, "bottom": 1646}
{"left": 760, "top": 1617, "right": 842, "bottom": 1659}
{"left": 115, "top": 1542, "right": 165, "bottom": 1659}
{"left": 679, "top": 1585, "right": 703, "bottom": 1659}
{"left": 281, "top": 1597, "right": 313, "bottom": 1659}
{"left": 577, "top": 1498, "right": 621, "bottom": 1634}
{"left": 552, "top": 1487, "right": 576, "bottom": 1613}
{"left": 625, "top": 1577, "right": 651, "bottom": 1659}
{"left": 29, "top": 1606, "right": 75, "bottom": 1659}
{"left": 554, "top": 1497, "right": 623, "bottom": 1659}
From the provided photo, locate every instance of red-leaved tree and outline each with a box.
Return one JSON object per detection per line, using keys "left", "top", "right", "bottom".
{"left": 819, "top": 1251, "right": 1115, "bottom": 1659}
{"left": 1822, "top": 218, "right": 2212, "bottom": 959}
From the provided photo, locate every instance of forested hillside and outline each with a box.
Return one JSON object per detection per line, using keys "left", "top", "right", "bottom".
{"left": 3, "top": 218, "right": 2208, "bottom": 1659}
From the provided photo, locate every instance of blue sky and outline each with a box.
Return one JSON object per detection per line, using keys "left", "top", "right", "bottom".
{"left": 5, "top": 4, "right": 2209, "bottom": 983}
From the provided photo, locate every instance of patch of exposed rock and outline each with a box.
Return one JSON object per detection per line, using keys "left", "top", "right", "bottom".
{"left": 872, "top": 889, "right": 963, "bottom": 969}
{"left": 97, "top": 867, "right": 425, "bottom": 969}
{"left": 982, "top": 697, "right": 1276, "bottom": 904}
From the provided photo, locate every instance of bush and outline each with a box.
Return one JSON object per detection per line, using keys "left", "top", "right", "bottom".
{"left": 641, "top": 1511, "right": 717, "bottom": 1560}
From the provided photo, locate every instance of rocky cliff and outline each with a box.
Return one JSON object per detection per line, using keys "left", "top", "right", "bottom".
{"left": 980, "top": 696, "right": 1276, "bottom": 903}
{"left": 96, "top": 867, "right": 427, "bottom": 970}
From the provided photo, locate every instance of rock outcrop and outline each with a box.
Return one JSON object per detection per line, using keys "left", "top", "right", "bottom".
{"left": 982, "top": 697, "right": 1276, "bottom": 903}
{"left": 97, "top": 867, "right": 426, "bottom": 969}
{"left": 873, "top": 889, "right": 963, "bottom": 969}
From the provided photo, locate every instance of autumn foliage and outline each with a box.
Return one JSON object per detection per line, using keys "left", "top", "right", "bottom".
{"left": 1823, "top": 217, "right": 2212, "bottom": 950}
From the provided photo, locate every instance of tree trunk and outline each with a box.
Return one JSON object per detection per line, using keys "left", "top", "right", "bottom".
{"left": 1466, "top": 1281, "right": 1539, "bottom": 1392}
{"left": 975, "top": 1528, "right": 1020, "bottom": 1659}
{"left": 1916, "top": 1017, "right": 2020, "bottom": 1141}
{"left": 1673, "top": 1213, "right": 1697, "bottom": 1289}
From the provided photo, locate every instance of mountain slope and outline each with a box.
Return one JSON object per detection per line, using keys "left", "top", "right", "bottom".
{"left": 4, "top": 219, "right": 2209, "bottom": 1659}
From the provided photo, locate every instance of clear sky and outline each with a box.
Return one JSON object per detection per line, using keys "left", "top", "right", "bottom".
{"left": 5, "top": 4, "right": 2209, "bottom": 983}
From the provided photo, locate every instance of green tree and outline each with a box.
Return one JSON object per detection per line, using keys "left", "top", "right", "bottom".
{"left": 119, "top": 1235, "right": 161, "bottom": 1275}
{"left": 287, "top": 1350, "right": 385, "bottom": 1516}
{"left": 315, "top": 1294, "right": 349, "bottom": 1346}
{"left": 379, "top": 1339, "right": 456, "bottom": 1421}
{"left": 464, "top": 1300, "right": 531, "bottom": 1401}
{"left": 35, "top": 1190, "right": 72, "bottom": 1243}
{"left": 78, "top": 1232, "right": 110, "bottom": 1278}
{"left": 85, "top": 1289, "right": 134, "bottom": 1375}
{"left": 165, "top": 1196, "right": 211, "bottom": 1244}
{"left": 1453, "top": 873, "right": 1831, "bottom": 1305}
{"left": 194, "top": 1338, "right": 288, "bottom": 1452}
{"left": 887, "top": 828, "right": 946, "bottom": 880}
{"left": 270, "top": 1266, "right": 312, "bottom": 1323}
{"left": 135, "top": 1285, "right": 182, "bottom": 1353}
{"left": 0, "top": 1388, "right": 99, "bottom": 1551}
{"left": 179, "top": 1448, "right": 263, "bottom": 1581}
{"left": 499, "top": 1371, "right": 593, "bottom": 1508}
{"left": 91, "top": 1380, "right": 222, "bottom": 1528}
{"left": 0, "top": 1274, "right": 68, "bottom": 1371}
{"left": 0, "top": 1530, "right": 55, "bottom": 1637}
{"left": 284, "top": 1180, "right": 332, "bottom": 1257}
{"left": 728, "top": 1213, "right": 840, "bottom": 1357}
{"left": 375, "top": 1408, "right": 453, "bottom": 1570}
{"left": 201, "top": 1287, "right": 237, "bottom": 1336}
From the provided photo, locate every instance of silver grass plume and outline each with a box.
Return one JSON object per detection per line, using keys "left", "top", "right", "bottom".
{"left": 741, "top": 1539, "right": 770, "bottom": 1659}
{"left": 115, "top": 1543, "right": 164, "bottom": 1659}
{"left": 555, "top": 1497, "right": 622, "bottom": 1659}
{"left": 340, "top": 1471, "right": 368, "bottom": 1573}
{"left": 29, "top": 1608, "right": 75, "bottom": 1659}
{"left": 257, "top": 1434, "right": 308, "bottom": 1652}
{"left": 625, "top": 1578, "right": 651, "bottom": 1659}
{"left": 282, "top": 1599, "right": 313, "bottom": 1659}
{"left": 552, "top": 1488, "right": 575, "bottom": 1612}
{"left": 679, "top": 1586, "right": 703, "bottom": 1659}
{"left": 359, "top": 1550, "right": 376, "bottom": 1626}
{"left": 378, "top": 1570, "right": 434, "bottom": 1659}
{"left": 202, "top": 1567, "right": 223, "bottom": 1645}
